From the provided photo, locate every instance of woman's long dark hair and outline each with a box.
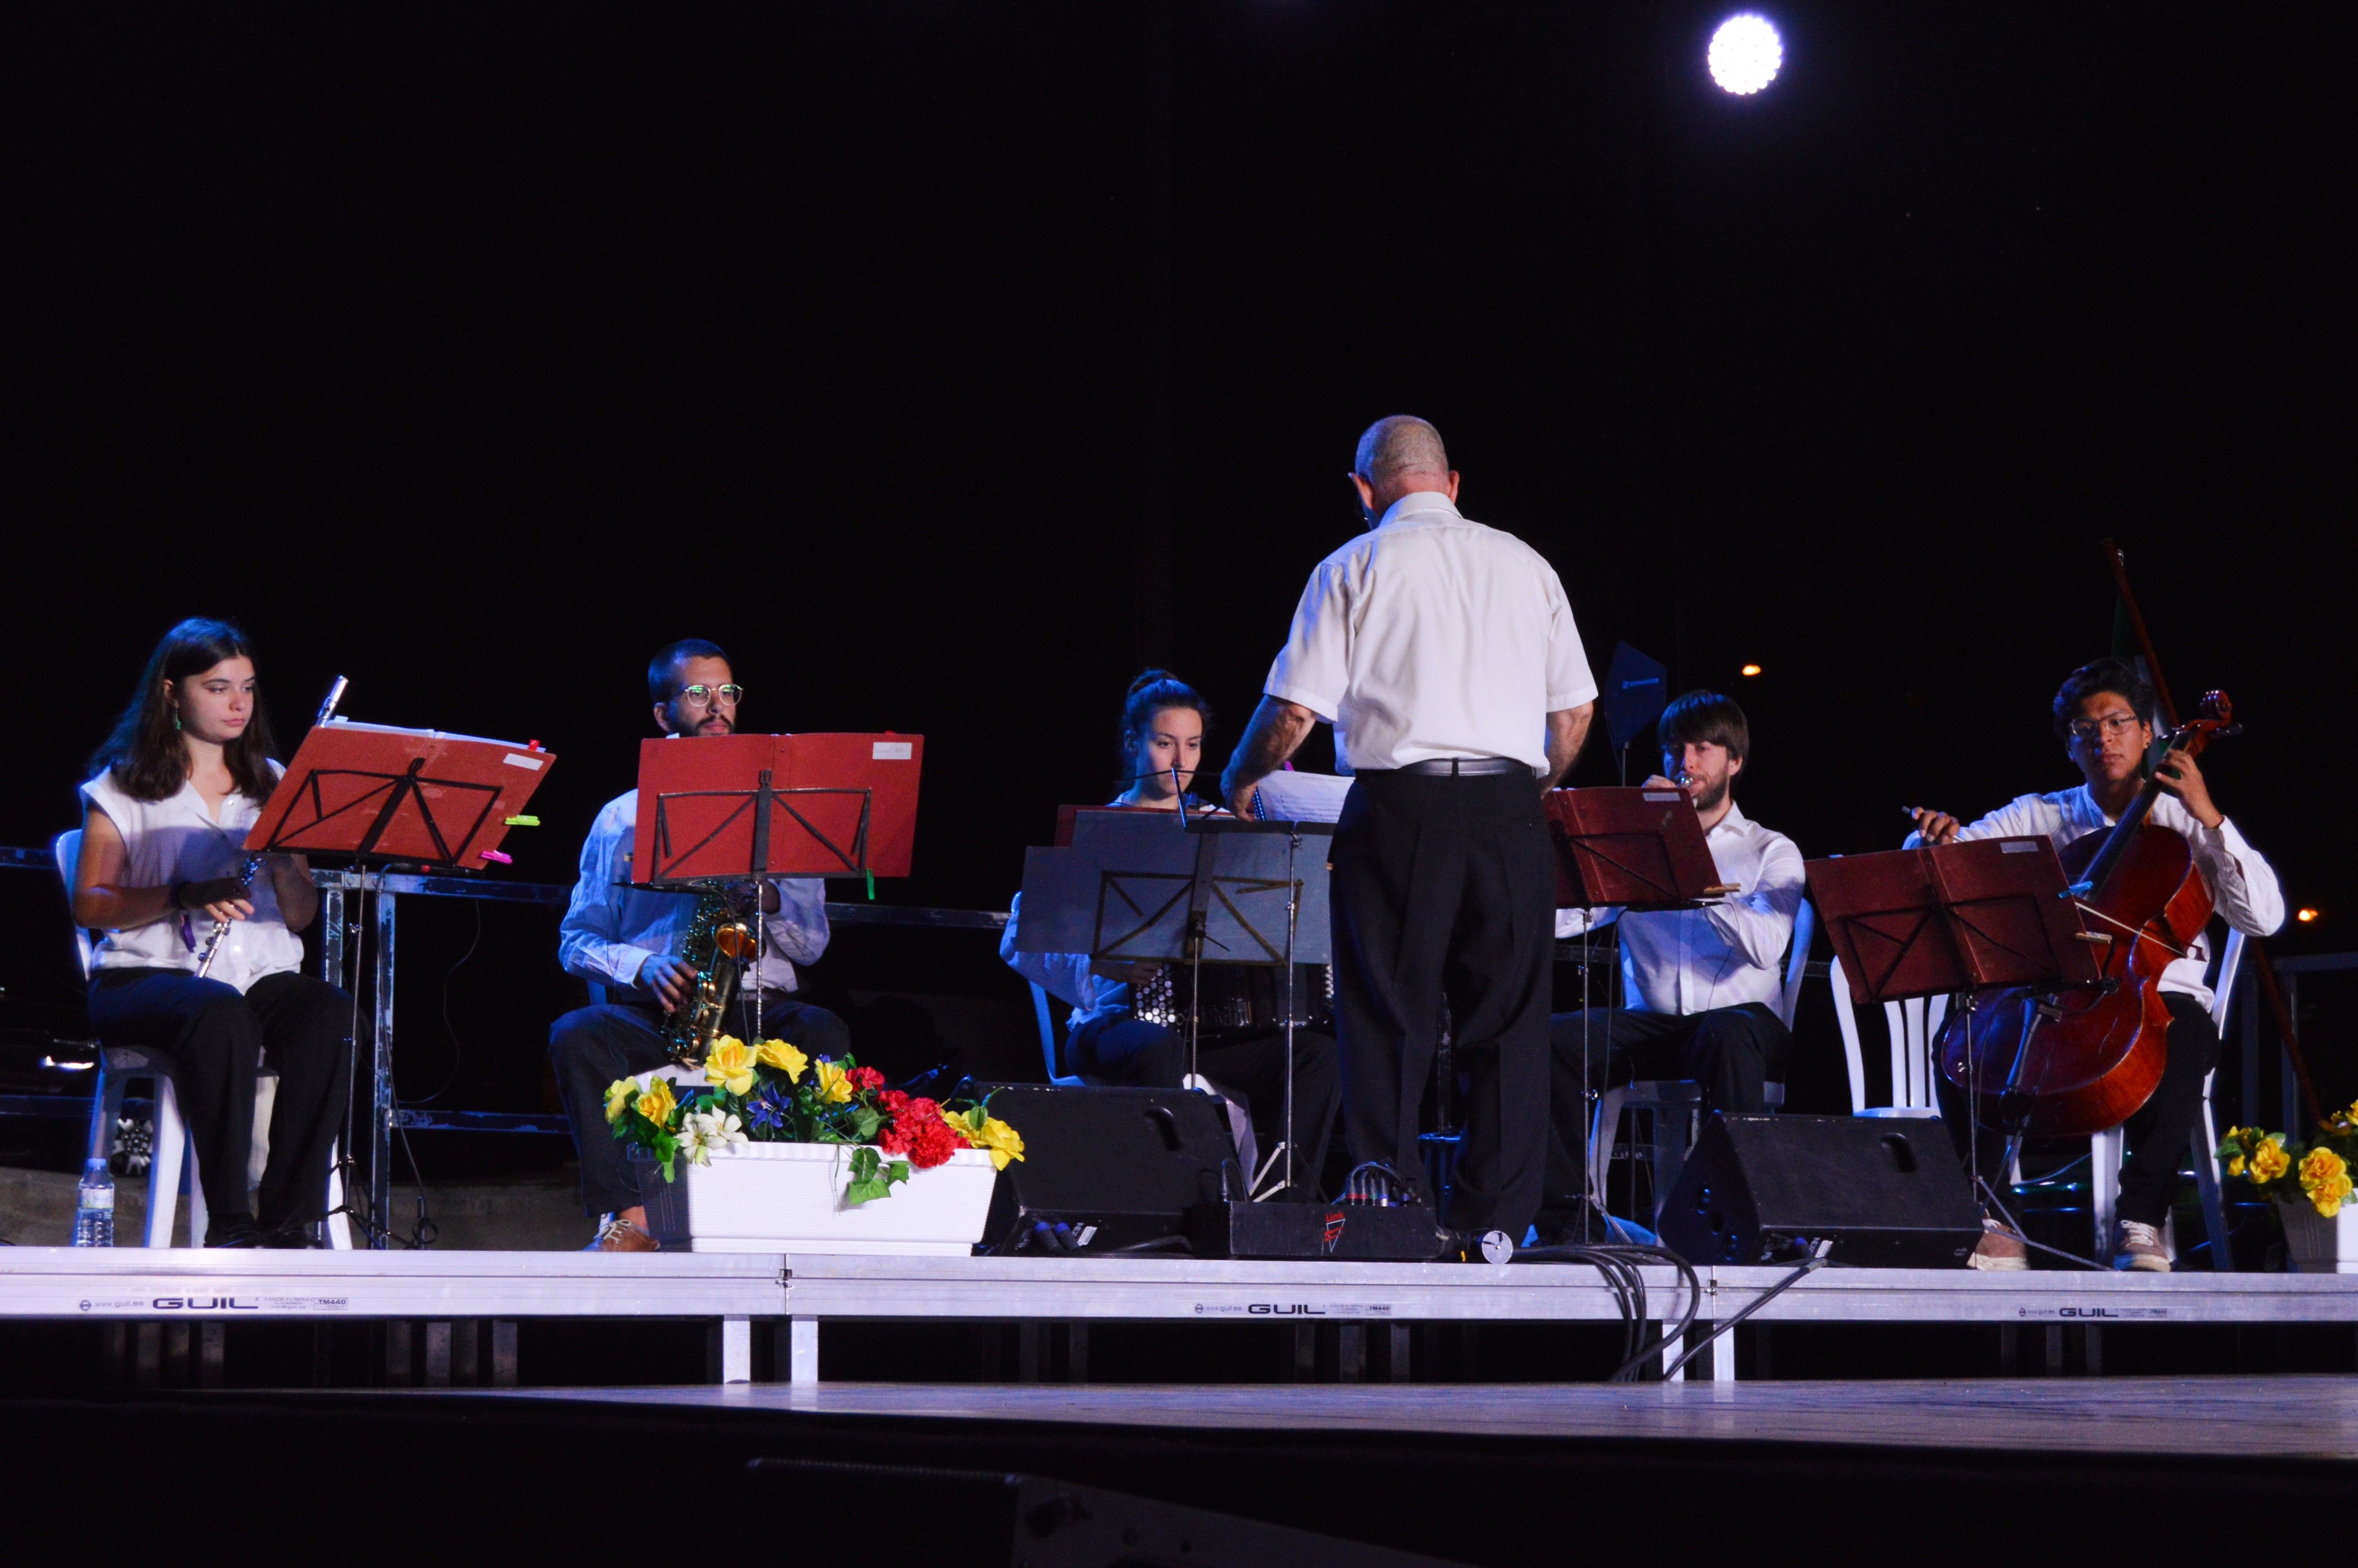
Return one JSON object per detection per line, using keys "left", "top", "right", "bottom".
{"left": 90, "top": 619, "right": 281, "bottom": 804}
{"left": 1116, "top": 669, "right": 1213, "bottom": 790}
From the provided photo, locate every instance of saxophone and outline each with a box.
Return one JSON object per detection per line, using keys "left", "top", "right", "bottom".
{"left": 659, "top": 885, "right": 758, "bottom": 1067}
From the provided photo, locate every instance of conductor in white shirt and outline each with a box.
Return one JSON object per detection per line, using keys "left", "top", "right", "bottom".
{"left": 1539, "top": 691, "right": 1804, "bottom": 1240}
{"left": 1222, "top": 416, "right": 1596, "bottom": 1240}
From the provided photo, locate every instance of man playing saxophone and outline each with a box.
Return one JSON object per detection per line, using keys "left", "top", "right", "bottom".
{"left": 549, "top": 639, "right": 851, "bottom": 1252}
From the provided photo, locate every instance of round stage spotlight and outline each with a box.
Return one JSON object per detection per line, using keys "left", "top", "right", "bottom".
{"left": 1707, "top": 13, "right": 1783, "bottom": 96}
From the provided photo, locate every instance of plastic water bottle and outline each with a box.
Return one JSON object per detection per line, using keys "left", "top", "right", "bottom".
{"left": 72, "top": 1157, "right": 115, "bottom": 1247}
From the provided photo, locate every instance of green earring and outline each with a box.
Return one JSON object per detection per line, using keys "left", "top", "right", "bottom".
{"left": 172, "top": 711, "right": 182, "bottom": 732}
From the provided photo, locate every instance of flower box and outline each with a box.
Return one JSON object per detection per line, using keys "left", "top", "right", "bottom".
{"left": 634, "top": 1139, "right": 1000, "bottom": 1255}
{"left": 2278, "top": 1197, "right": 2358, "bottom": 1275}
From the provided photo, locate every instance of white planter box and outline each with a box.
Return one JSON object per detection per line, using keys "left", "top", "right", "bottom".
{"left": 634, "top": 1139, "right": 999, "bottom": 1255}
{"left": 2279, "top": 1198, "right": 2358, "bottom": 1275}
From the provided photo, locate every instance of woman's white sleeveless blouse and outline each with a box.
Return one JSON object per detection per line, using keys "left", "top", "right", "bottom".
{"left": 78, "top": 765, "right": 302, "bottom": 994}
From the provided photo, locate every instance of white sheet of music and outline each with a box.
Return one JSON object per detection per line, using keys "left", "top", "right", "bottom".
{"left": 1252, "top": 770, "right": 1351, "bottom": 824}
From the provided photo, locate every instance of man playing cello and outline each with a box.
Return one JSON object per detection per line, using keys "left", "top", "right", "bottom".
{"left": 1909, "top": 656, "right": 2283, "bottom": 1271}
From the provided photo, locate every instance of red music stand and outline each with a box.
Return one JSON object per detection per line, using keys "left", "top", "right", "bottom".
{"left": 1806, "top": 838, "right": 2099, "bottom": 1007}
{"left": 633, "top": 733, "right": 924, "bottom": 887}
{"left": 1545, "top": 786, "right": 1733, "bottom": 910}
{"left": 244, "top": 720, "right": 557, "bottom": 867}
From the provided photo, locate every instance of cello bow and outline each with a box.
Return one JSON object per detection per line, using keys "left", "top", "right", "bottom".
{"left": 2100, "top": 537, "right": 2325, "bottom": 1128}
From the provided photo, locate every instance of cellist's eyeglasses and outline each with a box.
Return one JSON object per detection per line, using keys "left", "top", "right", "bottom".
{"left": 677, "top": 684, "right": 744, "bottom": 709}
{"left": 2066, "top": 712, "right": 2141, "bottom": 744}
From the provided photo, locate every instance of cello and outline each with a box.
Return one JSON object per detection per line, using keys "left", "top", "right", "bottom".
{"left": 1936, "top": 691, "right": 2237, "bottom": 1139}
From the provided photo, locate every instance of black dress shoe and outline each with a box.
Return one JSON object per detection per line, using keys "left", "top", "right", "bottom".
{"left": 262, "top": 1222, "right": 327, "bottom": 1249}
{"left": 205, "top": 1218, "right": 267, "bottom": 1249}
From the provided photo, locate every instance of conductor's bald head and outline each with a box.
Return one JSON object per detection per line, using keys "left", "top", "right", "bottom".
{"left": 1349, "top": 414, "right": 1460, "bottom": 525}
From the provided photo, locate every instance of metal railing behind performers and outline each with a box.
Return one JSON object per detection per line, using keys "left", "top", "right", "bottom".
{"left": 0, "top": 844, "right": 1007, "bottom": 1249}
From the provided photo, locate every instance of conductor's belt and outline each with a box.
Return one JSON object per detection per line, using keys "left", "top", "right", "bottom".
{"left": 1365, "top": 757, "right": 1529, "bottom": 777}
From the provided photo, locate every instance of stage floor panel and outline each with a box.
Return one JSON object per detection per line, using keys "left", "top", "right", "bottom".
{"left": 493, "top": 1375, "right": 2358, "bottom": 1460}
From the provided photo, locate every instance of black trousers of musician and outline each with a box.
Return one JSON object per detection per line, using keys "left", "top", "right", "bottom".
{"left": 549, "top": 994, "right": 850, "bottom": 1218}
{"left": 87, "top": 967, "right": 354, "bottom": 1233}
{"left": 1066, "top": 1014, "right": 1342, "bottom": 1194}
{"left": 1537, "top": 1002, "right": 1791, "bottom": 1236}
{"left": 1330, "top": 770, "right": 1555, "bottom": 1237}
{"left": 1938, "top": 990, "right": 2219, "bottom": 1233}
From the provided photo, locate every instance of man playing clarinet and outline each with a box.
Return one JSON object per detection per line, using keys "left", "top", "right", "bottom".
{"left": 1538, "top": 689, "right": 1805, "bottom": 1243}
{"left": 548, "top": 639, "right": 851, "bottom": 1252}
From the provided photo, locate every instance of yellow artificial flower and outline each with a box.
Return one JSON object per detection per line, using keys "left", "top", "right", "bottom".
{"left": 2249, "top": 1136, "right": 2291, "bottom": 1183}
{"left": 704, "top": 1037, "right": 758, "bottom": 1096}
{"left": 755, "top": 1038, "right": 809, "bottom": 1082}
{"left": 2299, "top": 1147, "right": 2354, "bottom": 1219}
{"left": 2226, "top": 1152, "right": 2246, "bottom": 1178}
{"left": 604, "top": 1078, "right": 635, "bottom": 1124}
{"left": 635, "top": 1075, "right": 678, "bottom": 1129}
{"left": 814, "top": 1059, "right": 853, "bottom": 1104}
{"left": 943, "top": 1107, "right": 1025, "bottom": 1169}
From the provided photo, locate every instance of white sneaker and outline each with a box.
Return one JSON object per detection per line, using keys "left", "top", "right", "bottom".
{"left": 2114, "top": 1220, "right": 2171, "bottom": 1272}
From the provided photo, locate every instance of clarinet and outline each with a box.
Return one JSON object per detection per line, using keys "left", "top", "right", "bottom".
{"left": 193, "top": 855, "right": 266, "bottom": 979}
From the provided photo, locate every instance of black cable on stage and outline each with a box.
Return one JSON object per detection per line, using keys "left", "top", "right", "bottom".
{"left": 1655, "top": 1249, "right": 1828, "bottom": 1383}
{"left": 1516, "top": 1240, "right": 1703, "bottom": 1381}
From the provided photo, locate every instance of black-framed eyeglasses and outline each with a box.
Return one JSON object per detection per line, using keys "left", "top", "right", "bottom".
{"left": 677, "top": 684, "right": 744, "bottom": 709}
{"left": 2066, "top": 712, "right": 2141, "bottom": 744}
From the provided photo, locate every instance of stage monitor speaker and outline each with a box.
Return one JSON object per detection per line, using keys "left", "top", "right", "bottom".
{"left": 1658, "top": 1113, "right": 1983, "bottom": 1268}
{"left": 973, "top": 1083, "right": 1240, "bottom": 1256}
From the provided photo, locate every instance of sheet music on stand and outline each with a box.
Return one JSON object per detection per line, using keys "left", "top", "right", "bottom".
{"left": 1544, "top": 786, "right": 1732, "bottom": 911}
{"left": 1016, "top": 811, "right": 1331, "bottom": 966}
{"left": 632, "top": 732, "right": 924, "bottom": 887}
{"left": 1806, "top": 838, "right": 2098, "bottom": 1007}
{"left": 244, "top": 718, "right": 557, "bottom": 868}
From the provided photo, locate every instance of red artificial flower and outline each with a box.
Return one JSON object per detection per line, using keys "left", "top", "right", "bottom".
{"left": 881, "top": 1096, "right": 961, "bottom": 1169}
{"left": 848, "top": 1066, "right": 887, "bottom": 1091}
{"left": 879, "top": 1089, "right": 910, "bottom": 1116}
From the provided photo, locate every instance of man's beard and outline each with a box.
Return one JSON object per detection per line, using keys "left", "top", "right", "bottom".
{"left": 1690, "top": 776, "right": 1730, "bottom": 814}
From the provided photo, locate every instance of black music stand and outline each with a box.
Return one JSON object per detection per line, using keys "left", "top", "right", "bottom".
{"left": 247, "top": 721, "right": 556, "bottom": 868}
{"left": 1545, "top": 786, "right": 1733, "bottom": 1241}
{"left": 633, "top": 734, "right": 924, "bottom": 889}
{"left": 1546, "top": 786, "right": 1735, "bottom": 911}
{"left": 1017, "top": 810, "right": 1333, "bottom": 1195}
{"left": 1808, "top": 838, "right": 2102, "bottom": 1244}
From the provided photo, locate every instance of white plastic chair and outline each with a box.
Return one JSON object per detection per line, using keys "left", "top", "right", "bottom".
{"left": 58, "top": 829, "right": 351, "bottom": 1248}
{"left": 1588, "top": 900, "right": 1814, "bottom": 1226}
{"left": 1829, "top": 953, "right": 1947, "bottom": 1119}
{"left": 2089, "top": 927, "right": 2242, "bottom": 1269}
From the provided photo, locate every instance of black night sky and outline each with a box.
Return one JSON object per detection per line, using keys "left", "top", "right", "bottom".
{"left": 3, "top": 4, "right": 2349, "bottom": 1108}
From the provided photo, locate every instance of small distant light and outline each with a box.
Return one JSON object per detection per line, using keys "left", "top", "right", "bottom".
{"left": 2297, "top": 908, "right": 2320, "bottom": 924}
{"left": 1741, "top": 664, "right": 1763, "bottom": 678}
{"left": 1707, "top": 14, "right": 1783, "bottom": 96}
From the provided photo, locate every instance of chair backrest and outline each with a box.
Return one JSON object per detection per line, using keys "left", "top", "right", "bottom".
{"left": 1777, "top": 899, "right": 1816, "bottom": 1030}
{"left": 2210, "top": 927, "right": 2247, "bottom": 1034}
{"left": 1827, "top": 954, "right": 1946, "bottom": 1115}
{"left": 53, "top": 829, "right": 95, "bottom": 979}
{"left": 1029, "top": 982, "right": 1080, "bottom": 1086}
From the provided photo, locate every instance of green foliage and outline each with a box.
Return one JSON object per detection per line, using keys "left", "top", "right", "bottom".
{"left": 842, "top": 1146, "right": 911, "bottom": 1207}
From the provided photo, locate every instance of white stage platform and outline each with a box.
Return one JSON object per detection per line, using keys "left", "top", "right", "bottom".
{"left": 7, "top": 1248, "right": 2357, "bottom": 1385}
